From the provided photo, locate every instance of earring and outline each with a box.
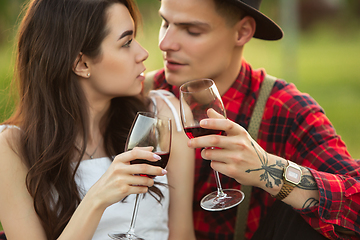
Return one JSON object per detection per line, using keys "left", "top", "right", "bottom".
{"left": 87, "top": 73, "right": 90, "bottom": 77}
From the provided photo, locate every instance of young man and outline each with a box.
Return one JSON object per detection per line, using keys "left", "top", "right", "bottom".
{"left": 149, "top": 0, "right": 360, "bottom": 239}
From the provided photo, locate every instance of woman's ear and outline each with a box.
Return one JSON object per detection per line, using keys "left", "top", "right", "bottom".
{"left": 234, "top": 16, "right": 256, "bottom": 46}
{"left": 72, "top": 53, "right": 91, "bottom": 78}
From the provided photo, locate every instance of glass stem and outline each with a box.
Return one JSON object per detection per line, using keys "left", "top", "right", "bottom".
{"left": 213, "top": 169, "right": 226, "bottom": 198}
{"left": 127, "top": 194, "right": 141, "bottom": 235}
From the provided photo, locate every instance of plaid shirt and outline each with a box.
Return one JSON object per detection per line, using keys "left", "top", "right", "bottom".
{"left": 0, "top": 231, "right": 5, "bottom": 240}
{"left": 153, "top": 60, "right": 360, "bottom": 240}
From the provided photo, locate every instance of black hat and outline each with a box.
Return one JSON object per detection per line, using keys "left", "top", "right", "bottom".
{"left": 227, "top": 0, "right": 283, "bottom": 40}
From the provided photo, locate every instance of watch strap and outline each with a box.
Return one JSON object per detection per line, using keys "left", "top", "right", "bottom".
{"left": 272, "top": 160, "right": 302, "bottom": 200}
{"left": 273, "top": 182, "right": 295, "bottom": 200}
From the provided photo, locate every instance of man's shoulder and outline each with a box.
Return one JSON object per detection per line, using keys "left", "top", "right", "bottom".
{"left": 268, "top": 80, "right": 323, "bottom": 115}
{"left": 242, "top": 61, "right": 323, "bottom": 115}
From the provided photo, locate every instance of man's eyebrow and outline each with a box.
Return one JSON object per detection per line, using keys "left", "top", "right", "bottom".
{"left": 159, "top": 14, "right": 210, "bottom": 29}
{"left": 118, "top": 30, "right": 133, "bottom": 40}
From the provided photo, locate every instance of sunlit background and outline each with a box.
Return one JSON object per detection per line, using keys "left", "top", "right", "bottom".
{"left": 0, "top": 0, "right": 360, "bottom": 232}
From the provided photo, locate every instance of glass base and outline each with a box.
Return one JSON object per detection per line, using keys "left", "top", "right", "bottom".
{"left": 200, "top": 189, "right": 245, "bottom": 211}
{"left": 108, "top": 233, "right": 144, "bottom": 240}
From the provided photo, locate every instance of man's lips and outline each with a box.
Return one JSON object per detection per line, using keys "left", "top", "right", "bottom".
{"left": 164, "top": 59, "right": 188, "bottom": 71}
{"left": 167, "top": 60, "right": 183, "bottom": 65}
{"left": 165, "top": 59, "right": 185, "bottom": 65}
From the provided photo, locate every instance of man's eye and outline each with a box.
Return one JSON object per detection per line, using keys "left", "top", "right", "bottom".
{"left": 187, "top": 30, "right": 201, "bottom": 36}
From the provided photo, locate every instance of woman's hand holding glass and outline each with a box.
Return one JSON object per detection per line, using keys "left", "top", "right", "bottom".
{"left": 108, "top": 112, "right": 172, "bottom": 240}
{"left": 85, "top": 147, "right": 166, "bottom": 210}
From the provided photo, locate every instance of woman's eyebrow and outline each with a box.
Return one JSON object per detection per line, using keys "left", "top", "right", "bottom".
{"left": 118, "top": 30, "right": 133, "bottom": 40}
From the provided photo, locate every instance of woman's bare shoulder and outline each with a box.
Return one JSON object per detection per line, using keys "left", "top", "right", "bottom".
{"left": 0, "top": 127, "right": 44, "bottom": 239}
{"left": 0, "top": 125, "right": 21, "bottom": 150}
{"left": 0, "top": 126, "right": 24, "bottom": 172}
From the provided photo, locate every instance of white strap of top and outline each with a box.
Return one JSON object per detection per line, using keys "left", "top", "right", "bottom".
{"left": 149, "top": 90, "right": 182, "bottom": 132}
{"left": 0, "top": 125, "right": 20, "bottom": 133}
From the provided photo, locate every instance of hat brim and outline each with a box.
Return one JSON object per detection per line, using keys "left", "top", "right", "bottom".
{"left": 231, "top": 1, "right": 283, "bottom": 40}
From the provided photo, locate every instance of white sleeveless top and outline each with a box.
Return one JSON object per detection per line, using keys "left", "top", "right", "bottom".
{"left": 74, "top": 157, "right": 170, "bottom": 240}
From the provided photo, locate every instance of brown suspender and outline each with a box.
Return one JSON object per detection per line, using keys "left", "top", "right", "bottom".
{"left": 234, "top": 74, "right": 276, "bottom": 240}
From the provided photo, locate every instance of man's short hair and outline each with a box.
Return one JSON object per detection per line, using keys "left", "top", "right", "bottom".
{"left": 213, "top": 0, "right": 246, "bottom": 26}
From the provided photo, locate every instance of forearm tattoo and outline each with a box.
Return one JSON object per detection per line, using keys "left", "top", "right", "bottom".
{"left": 298, "top": 166, "right": 318, "bottom": 190}
{"left": 245, "top": 141, "right": 284, "bottom": 188}
{"left": 245, "top": 142, "right": 319, "bottom": 193}
{"left": 302, "top": 197, "right": 319, "bottom": 208}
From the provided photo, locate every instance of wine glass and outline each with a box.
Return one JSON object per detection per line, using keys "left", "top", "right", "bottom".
{"left": 179, "top": 78, "right": 244, "bottom": 211}
{"left": 109, "top": 112, "right": 172, "bottom": 240}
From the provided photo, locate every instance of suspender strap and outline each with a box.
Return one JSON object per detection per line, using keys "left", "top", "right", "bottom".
{"left": 234, "top": 185, "right": 253, "bottom": 240}
{"left": 248, "top": 74, "right": 276, "bottom": 140}
{"left": 234, "top": 74, "right": 276, "bottom": 240}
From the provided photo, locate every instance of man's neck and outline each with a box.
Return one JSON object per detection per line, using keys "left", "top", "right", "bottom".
{"left": 213, "top": 55, "right": 243, "bottom": 96}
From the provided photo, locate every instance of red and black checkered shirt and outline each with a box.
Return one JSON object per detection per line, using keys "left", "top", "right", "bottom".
{"left": 153, "top": 60, "right": 360, "bottom": 240}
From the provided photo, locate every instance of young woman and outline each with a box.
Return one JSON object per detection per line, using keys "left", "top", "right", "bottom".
{"left": 0, "top": 0, "right": 195, "bottom": 239}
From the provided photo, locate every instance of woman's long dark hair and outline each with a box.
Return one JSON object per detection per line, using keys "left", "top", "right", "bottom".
{"left": 3, "top": 0, "right": 161, "bottom": 239}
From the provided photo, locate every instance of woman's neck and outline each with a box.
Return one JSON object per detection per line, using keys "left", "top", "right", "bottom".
{"left": 76, "top": 100, "right": 110, "bottom": 160}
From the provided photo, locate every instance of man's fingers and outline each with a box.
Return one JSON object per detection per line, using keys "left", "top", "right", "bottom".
{"left": 199, "top": 117, "right": 241, "bottom": 137}
{"left": 206, "top": 108, "right": 225, "bottom": 119}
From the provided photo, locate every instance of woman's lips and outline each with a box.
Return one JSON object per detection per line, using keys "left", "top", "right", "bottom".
{"left": 137, "top": 71, "right": 145, "bottom": 81}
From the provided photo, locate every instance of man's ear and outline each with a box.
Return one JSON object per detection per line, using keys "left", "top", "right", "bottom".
{"left": 73, "top": 53, "right": 91, "bottom": 78}
{"left": 234, "top": 16, "right": 256, "bottom": 46}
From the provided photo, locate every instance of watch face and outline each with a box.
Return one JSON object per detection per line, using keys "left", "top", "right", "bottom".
{"left": 285, "top": 165, "right": 302, "bottom": 184}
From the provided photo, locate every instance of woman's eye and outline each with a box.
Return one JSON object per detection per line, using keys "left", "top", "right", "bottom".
{"left": 161, "top": 21, "right": 169, "bottom": 29}
{"left": 123, "top": 39, "right": 133, "bottom": 48}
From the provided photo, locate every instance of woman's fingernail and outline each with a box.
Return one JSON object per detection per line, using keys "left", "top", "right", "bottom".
{"left": 162, "top": 169, "right": 168, "bottom": 175}
{"left": 153, "top": 154, "right": 161, "bottom": 160}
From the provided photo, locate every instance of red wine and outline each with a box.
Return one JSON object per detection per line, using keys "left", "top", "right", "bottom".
{"left": 184, "top": 126, "right": 224, "bottom": 139}
{"left": 130, "top": 151, "right": 170, "bottom": 178}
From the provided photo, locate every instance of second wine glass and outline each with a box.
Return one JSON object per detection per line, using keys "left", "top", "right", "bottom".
{"left": 109, "top": 111, "right": 172, "bottom": 240}
{"left": 179, "top": 78, "right": 244, "bottom": 211}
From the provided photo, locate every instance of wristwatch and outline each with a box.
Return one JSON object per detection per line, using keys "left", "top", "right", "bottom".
{"left": 273, "top": 160, "right": 302, "bottom": 200}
